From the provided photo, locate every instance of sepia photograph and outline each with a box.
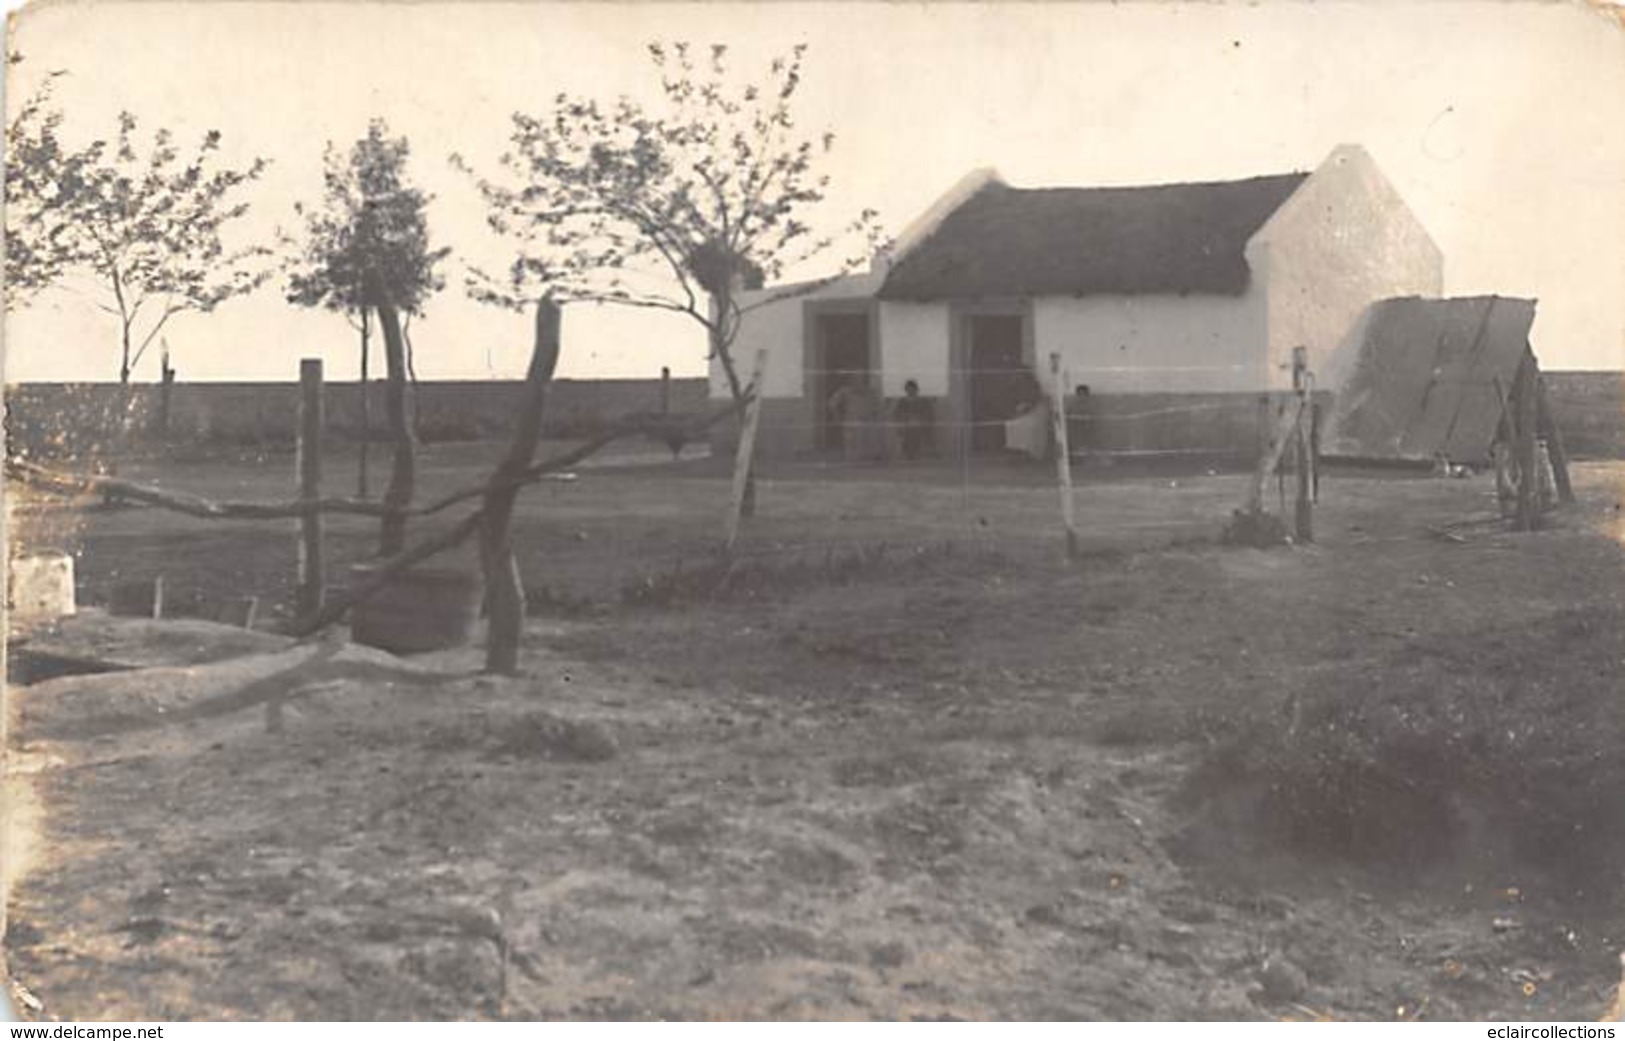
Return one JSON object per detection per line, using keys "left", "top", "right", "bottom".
{"left": 2, "top": 0, "right": 1624, "bottom": 1023}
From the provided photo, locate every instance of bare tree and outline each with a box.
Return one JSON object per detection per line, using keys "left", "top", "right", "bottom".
{"left": 458, "top": 41, "right": 885, "bottom": 513}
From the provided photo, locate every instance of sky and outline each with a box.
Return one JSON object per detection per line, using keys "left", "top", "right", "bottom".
{"left": 4, "top": 0, "right": 1623, "bottom": 384}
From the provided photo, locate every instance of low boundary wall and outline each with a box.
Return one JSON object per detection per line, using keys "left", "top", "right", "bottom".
{"left": 4, "top": 377, "right": 709, "bottom": 457}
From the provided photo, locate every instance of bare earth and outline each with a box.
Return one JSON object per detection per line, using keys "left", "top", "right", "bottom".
{"left": 5, "top": 448, "right": 1624, "bottom": 1021}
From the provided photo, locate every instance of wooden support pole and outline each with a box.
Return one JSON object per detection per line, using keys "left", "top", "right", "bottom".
{"left": 1514, "top": 360, "right": 1539, "bottom": 532}
{"left": 157, "top": 346, "right": 176, "bottom": 444}
{"left": 1491, "top": 374, "right": 1517, "bottom": 516}
{"left": 1291, "top": 347, "right": 1313, "bottom": 543}
{"left": 480, "top": 298, "right": 561, "bottom": 675}
{"left": 1534, "top": 375, "right": 1575, "bottom": 505}
{"left": 1309, "top": 397, "right": 1322, "bottom": 504}
{"left": 725, "top": 349, "right": 768, "bottom": 554}
{"left": 1244, "top": 395, "right": 1303, "bottom": 516}
{"left": 1048, "top": 353, "right": 1080, "bottom": 560}
{"left": 297, "top": 358, "right": 325, "bottom": 622}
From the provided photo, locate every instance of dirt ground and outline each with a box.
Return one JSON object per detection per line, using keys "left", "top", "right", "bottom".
{"left": 4, "top": 449, "right": 1624, "bottom": 1020}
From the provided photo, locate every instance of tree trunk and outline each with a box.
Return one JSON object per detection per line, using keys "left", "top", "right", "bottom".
{"left": 358, "top": 309, "right": 371, "bottom": 499}
{"left": 108, "top": 322, "right": 136, "bottom": 488}
{"left": 480, "top": 298, "right": 561, "bottom": 675}
{"left": 709, "top": 292, "right": 756, "bottom": 518}
{"left": 119, "top": 322, "right": 133, "bottom": 386}
{"left": 375, "top": 298, "right": 416, "bottom": 556}
{"left": 297, "top": 358, "right": 325, "bottom": 622}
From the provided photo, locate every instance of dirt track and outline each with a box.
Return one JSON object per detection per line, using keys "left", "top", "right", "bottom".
{"left": 5, "top": 458, "right": 1624, "bottom": 1020}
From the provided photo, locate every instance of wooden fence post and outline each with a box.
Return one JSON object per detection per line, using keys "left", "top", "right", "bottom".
{"left": 1291, "top": 347, "right": 1313, "bottom": 543}
{"left": 1048, "top": 353, "right": 1080, "bottom": 560}
{"left": 157, "top": 346, "right": 176, "bottom": 445}
{"left": 481, "top": 298, "right": 561, "bottom": 675}
{"left": 1256, "top": 394, "right": 1272, "bottom": 459}
{"left": 660, "top": 365, "right": 672, "bottom": 416}
{"left": 1244, "top": 395, "right": 1303, "bottom": 517}
{"left": 297, "top": 358, "right": 325, "bottom": 622}
{"left": 725, "top": 349, "right": 768, "bottom": 554}
{"left": 1534, "top": 375, "right": 1575, "bottom": 505}
{"left": 1514, "top": 359, "right": 1539, "bottom": 532}
{"left": 1309, "top": 396, "right": 1322, "bottom": 504}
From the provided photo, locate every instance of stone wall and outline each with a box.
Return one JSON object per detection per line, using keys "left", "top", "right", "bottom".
{"left": 1544, "top": 371, "right": 1625, "bottom": 458}
{"left": 3, "top": 377, "right": 709, "bottom": 459}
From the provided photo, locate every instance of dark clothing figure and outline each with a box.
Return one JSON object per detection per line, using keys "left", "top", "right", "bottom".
{"left": 1068, "top": 384, "right": 1095, "bottom": 454}
{"left": 893, "top": 381, "right": 934, "bottom": 460}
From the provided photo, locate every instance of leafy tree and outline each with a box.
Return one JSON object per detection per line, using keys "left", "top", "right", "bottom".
{"left": 459, "top": 41, "right": 884, "bottom": 512}
{"left": 284, "top": 119, "right": 450, "bottom": 504}
{"left": 28, "top": 108, "right": 273, "bottom": 383}
{"left": 4, "top": 67, "right": 86, "bottom": 308}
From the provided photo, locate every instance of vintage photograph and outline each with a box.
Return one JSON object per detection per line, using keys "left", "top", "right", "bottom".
{"left": 3, "top": 0, "right": 1624, "bottom": 1022}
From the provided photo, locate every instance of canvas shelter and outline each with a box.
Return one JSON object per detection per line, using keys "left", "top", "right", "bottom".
{"left": 1320, "top": 295, "right": 1544, "bottom": 465}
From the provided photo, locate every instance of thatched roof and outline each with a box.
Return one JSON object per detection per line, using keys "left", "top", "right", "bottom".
{"left": 876, "top": 172, "right": 1308, "bottom": 301}
{"left": 1321, "top": 295, "right": 1538, "bottom": 464}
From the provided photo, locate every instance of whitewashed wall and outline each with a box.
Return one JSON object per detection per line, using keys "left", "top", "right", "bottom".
{"left": 877, "top": 302, "right": 950, "bottom": 396}
{"left": 1032, "top": 292, "right": 1268, "bottom": 393}
{"left": 1251, "top": 144, "right": 1443, "bottom": 389}
{"left": 708, "top": 270, "right": 885, "bottom": 400}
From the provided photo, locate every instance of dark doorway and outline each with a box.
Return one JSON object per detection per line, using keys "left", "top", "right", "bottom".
{"left": 813, "top": 312, "right": 872, "bottom": 451}
{"left": 966, "top": 315, "right": 1033, "bottom": 451}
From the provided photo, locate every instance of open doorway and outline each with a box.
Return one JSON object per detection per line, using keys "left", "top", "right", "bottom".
{"left": 811, "top": 312, "right": 873, "bottom": 452}
{"left": 965, "top": 314, "right": 1034, "bottom": 452}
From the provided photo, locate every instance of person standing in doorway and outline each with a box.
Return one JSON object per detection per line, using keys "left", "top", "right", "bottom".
{"left": 893, "top": 379, "right": 935, "bottom": 461}
{"left": 1069, "top": 383, "right": 1096, "bottom": 457}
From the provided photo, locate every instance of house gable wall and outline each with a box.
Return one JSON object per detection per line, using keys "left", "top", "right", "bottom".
{"left": 1250, "top": 144, "right": 1443, "bottom": 388}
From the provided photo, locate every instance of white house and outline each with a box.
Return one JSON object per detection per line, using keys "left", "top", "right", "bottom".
{"left": 715, "top": 143, "right": 1442, "bottom": 459}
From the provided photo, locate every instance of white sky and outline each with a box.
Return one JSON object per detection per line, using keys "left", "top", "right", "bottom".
{"left": 4, "top": 0, "right": 1623, "bottom": 383}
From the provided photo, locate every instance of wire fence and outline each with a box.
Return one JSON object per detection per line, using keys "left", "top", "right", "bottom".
{"left": 25, "top": 363, "right": 1566, "bottom": 626}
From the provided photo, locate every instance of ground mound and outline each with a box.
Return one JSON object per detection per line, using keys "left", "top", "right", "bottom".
{"left": 1178, "top": 602, "right": 1625, "bottom": 898}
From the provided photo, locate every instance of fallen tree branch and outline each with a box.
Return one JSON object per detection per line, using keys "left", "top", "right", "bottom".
{"left": 5, "top": 458, "right": 395, "bottom": 520}
{"left": 411, "top": 397, "right": 745, "bottom": 519}
{"left": 286, "top": 397, "right": 748, "bottom": 638}
{"left": 4, "top": 397, "right": 748, "bottom": 524}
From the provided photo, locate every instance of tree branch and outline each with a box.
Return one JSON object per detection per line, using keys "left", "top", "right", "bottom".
{"left": 6, "top": 396, "right": 748, "bottom": 524}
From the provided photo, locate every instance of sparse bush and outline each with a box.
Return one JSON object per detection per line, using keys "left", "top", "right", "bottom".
{"left": 523, "top": 583, "right": 597, "bottom": 618}
{"left": 1179, "top": 605, "right": 1625, "bottom": 887}
{"left": 1220, "top": 508, "right": 1291, "bottom": 548}
{"left": 618, "top": 541, "right": 967, "bottom": 608}
{"left": 488, "top": 712, "right": 619, "bottom": 763}
{"left": 425, "top": 710, "right": 618, "bottom": 763}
